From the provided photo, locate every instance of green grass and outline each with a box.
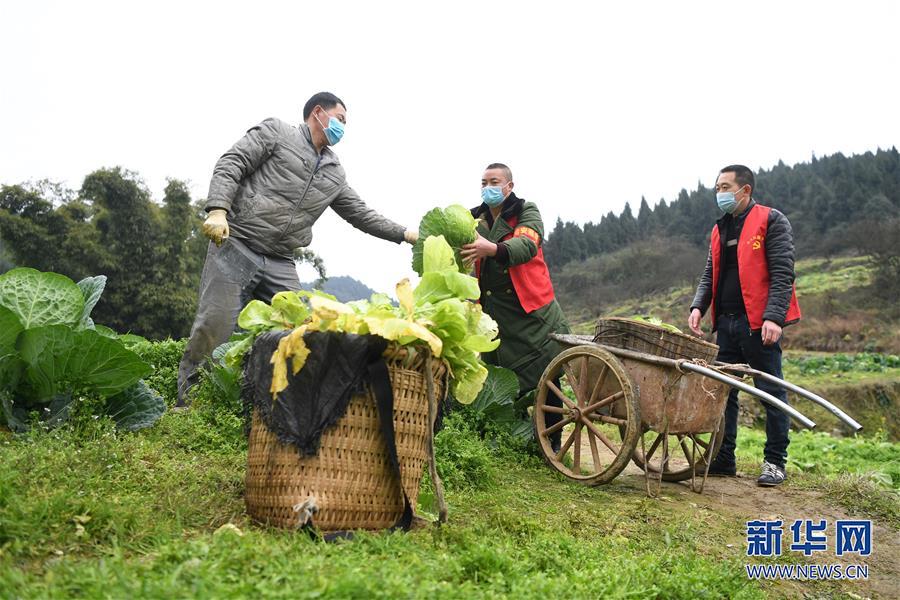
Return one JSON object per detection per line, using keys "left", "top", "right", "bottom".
{"left": 785, "top": 364, "right": 900, "bottom": 388}
{"left": 784, "top": 352, "right": 900, "bottom": 377}
{"left": 734, "top": 428, "right": 900, "bottom": 527}
{"left": 2, "top": 408, "right": 897, "bottom": 598}
{"left": 1, "top": 411, "right": 767, "bottom": 599}
{"left": 128, "top": 338, "right": 186, "bottom": 406}
{"left": 1, "top": 339, "right": 897, "bottom": 599}
{"left": 793, "top": 255, "right": 873, "bottom": 296}
{"left": 782, "top": 351, "right": 900, "bottom": 389}
{"left": 735, "top": 428, "right": 900, "bottom": 490}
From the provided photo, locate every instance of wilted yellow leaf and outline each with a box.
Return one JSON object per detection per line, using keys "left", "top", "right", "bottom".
{"left": 396, "top": 278, "right": 415, "bottom": 315}
{"left": 270, "top": 326, "right": 310, "bottom": 398}
{"left": 362, "top": 314, "right": 443, "bottom": 357}
{"left": 308, "top": 295, "right": 354, "bottom": 322}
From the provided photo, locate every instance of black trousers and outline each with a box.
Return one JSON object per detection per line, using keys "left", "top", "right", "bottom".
{"left": 715, "top": 313, "right": 791, "bottom": 469}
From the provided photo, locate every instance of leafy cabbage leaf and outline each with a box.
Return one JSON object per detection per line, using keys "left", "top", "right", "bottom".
{"left": 422, "top": 235, "right": 457, "bottom": 273}
{"left": 462, "top": 304, "right": 500, "bottom": 352}
{"left": 415, "top": 271, "right": 481, "bottom": 305}
{"left": 270, "top": 326, "right": 311, "bottom": 397}
{"left": 0, "top": 306, "right": 23, "bottom": 352}
{"left": 17, "top": 325, "right": 151, "bottom": 401}
{"left": 93, "top": 324, "right": 119, "bottom": 338}
{"left": 238, "top": 300, "right": 277, "bottom": 331}
{"left": 414, "top": 236, "right": 481, "bottom": 306}
{"left": 469, "top": 365, "right": 520, "bottom": 423}
{"left": 0, "top": 268, "right": 84, "bottom": 329}
{"left": 411, "top": 205, "right": 478, "bottom": 275}
{"left": 363, "top": 312, "right": 443, "bottom": 357}
{"left": 0, "top": 352, "right": 25, "bottom": 394}
{"left": 76, "top": 275, "right": 107, "bottom": 329}
{"left": 450, "top": 360, "right": 489, "bottom": 405}
{"left": 271, "top": 291, "right": 310, "bottom": 327}
{"left": 104, "top": 379, "right": 167, "bottom": 431}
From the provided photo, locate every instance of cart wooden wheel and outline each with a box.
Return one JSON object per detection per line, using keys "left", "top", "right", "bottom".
{"left": 620, "top": 425, "right": 725, "bottom": 482}
{"left": 535, "top": 345, "right": 640, "bottom": 485}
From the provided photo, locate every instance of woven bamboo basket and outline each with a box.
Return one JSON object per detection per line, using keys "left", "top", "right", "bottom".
{"left": 245, "top": 346, "right": 448, "bottom": 532}
{"left": 593, "top": 317, "right": 719, "bottom": 362}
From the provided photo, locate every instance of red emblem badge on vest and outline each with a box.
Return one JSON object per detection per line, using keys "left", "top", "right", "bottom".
{"left": 747, "top": 234, "right": 764, "bottom": 251}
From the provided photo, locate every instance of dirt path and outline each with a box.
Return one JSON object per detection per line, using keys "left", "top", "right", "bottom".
{"left": 613, "top": 468, "right": 900, "bottom": 599}
{"left": 550, "top": 421, "right": 898, "bottom": 597}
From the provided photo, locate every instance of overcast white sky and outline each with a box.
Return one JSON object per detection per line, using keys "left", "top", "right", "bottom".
{"left": 2, "top": 0, "right": 898, "bottom": 293}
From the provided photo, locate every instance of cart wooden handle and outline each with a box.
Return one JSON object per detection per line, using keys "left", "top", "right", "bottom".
{"left": 715, "top": 362, "right": 863, "bottom": 432}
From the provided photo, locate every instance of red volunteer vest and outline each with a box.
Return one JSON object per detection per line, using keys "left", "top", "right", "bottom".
{"left": 475, "top": 215, "right": 556, "bottom": 314}
{"left": 709, "top": 204, "right": 801, "bottom": 330}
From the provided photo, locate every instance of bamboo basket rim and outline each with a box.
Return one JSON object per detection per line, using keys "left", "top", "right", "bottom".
{"left": 595, "top": 317, "right": 718, "bottom": 351}
{"left": 594, "top": 316, "right": 718, "bottom": 361}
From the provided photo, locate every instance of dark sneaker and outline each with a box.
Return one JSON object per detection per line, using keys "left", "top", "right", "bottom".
{"left": 705, "top": 456, "right": 737, "bottom": 477}
{"left": 757, "top": 462, "right": 786, "bottom": 487}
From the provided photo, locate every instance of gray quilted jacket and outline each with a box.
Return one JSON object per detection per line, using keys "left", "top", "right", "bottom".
{"left": 205, "top": 118, "right": 406, "bottom": 258}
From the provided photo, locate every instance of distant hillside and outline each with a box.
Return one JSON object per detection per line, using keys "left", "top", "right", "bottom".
{"left": 300, "top": 275, "right": 376, "bottom": 302}
{"left": 559, "top": 255, "right": 900, "bottom": 355}
{"left": 548, "top": 149, "right": 900, "bottom": 335}
{"left": 544, "top": 148, "right": 900, "bottom": 270}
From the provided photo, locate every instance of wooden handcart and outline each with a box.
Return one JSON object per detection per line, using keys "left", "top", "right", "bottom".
{"left": 533, "top": 319, "right": 862, "bottom": 496}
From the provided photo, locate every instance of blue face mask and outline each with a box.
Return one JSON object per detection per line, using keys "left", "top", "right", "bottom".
{"left": 482, "top": 183, "right": 509, "bottom": 207}
{"left": 315, "top": 110, "right": 345, "bottom": 145}
{"left": 716, "top": 192, "right": 737, "bottom": 214}
{"left": 716, "top": 186, "right": 747, "bottom": 214}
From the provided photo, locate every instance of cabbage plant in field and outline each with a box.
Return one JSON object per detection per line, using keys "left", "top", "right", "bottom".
{"left": 465, "top": 365, "right": 534, "bottom": 442}
{"left": 0, "top": 268, "right": 165, "bottom": 432}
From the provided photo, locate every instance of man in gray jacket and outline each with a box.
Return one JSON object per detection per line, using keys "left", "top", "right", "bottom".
{"left": 177, "top": 91, "right": 418, "bottom": 405}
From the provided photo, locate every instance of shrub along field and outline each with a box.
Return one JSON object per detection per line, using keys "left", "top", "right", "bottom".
{"left": 1, "top": 340, "right": 898, "bottom": 598}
